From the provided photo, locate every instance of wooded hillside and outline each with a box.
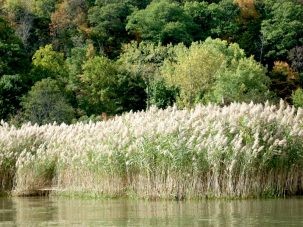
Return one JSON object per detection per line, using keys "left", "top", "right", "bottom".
{"left": 0, "top": 0, "right": 302, "bottom": 124}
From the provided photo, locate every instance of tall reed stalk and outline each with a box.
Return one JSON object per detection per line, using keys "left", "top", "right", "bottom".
{"left": 1, "top": 101, "right": 303, "bottom": 198}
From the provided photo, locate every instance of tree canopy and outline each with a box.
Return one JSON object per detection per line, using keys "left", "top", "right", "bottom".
{"left": 0, "top": 0, "right": 302, "bottom": 124}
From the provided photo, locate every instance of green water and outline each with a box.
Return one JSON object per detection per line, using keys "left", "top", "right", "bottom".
{"left": 1, "top": 197, "right": 303, "bottom": 226}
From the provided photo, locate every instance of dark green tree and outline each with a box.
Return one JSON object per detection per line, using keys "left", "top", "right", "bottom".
{"left": 126, "top": 0, "right": 196, "bottom": 45}
{"left": 21, "top": 78, "right": 75, "bottom": 125}
{"left": 115, "top": 70, "right": 147, "bottom": 113}
{"left": 0, "top": 75, "right": 25, "bottom": 120}
{"left": 183, "top": 1, "right": 211, "bottom": 41}
{"left": 94, "top": 0, "right": 152, "bottom": 9}
{"left": 88, "top": 2, "right": 134, "bottom": 57}
{"left": 0, "top": 17, "right": 29, "bottom": 75}
{"left": 260, "top": 0, "right": 303, "bottom": 62}
{"left": 78, "top": 55, "right": 147, "bottom": 116}
{"left": 77, "top": 56, "right": 120, "bottom": 115}
{"left": 0, "top": 17, "right": 30, "bottom": 120}
{"left": 149, "top": 78, "right": 178, "bottom": 109}
{"left": 207, "top": 0, "right": 240, "bottom": 42}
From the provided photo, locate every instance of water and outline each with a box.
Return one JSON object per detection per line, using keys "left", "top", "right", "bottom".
{"left": 1, "top": 197, "right": 303, "bottom": 226}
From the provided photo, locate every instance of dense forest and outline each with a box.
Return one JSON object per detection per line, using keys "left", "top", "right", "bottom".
{"left": 0, "top": 0, "right": 302, "bottom": 125}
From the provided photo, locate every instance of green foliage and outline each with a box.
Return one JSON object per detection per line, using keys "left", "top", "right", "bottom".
{"left": 94, "top": 0, "right": 151, "bottom": 8}
{"left": 78, "top": 55, "right": 147, "bottom": 116}
{"left": 161, "top": 38, "right": 271, "bottom": 107}
{"left": 292, "top": 88, "right": 303, "bottom": 108}
{"left": 183, "top": 1, "right": 211, "bottom": 40}
{"left": 149, "top": 78, "right": 178, "bottom": 109}
{"left": 0, "top": 75, "right": 25, "bottom": 120}
{"left": 235, "top": 19, "right": 262, "bottom": 60}
{"left": 32, "top": 0, "right": 57, "bottom": 18}
{"left": 118, "top": 41, "right": 181, "bottom": 108}
{"left": 21, "top": 78, "right": 75, "bottom": 125}
{"left": 88, "top": 2, "right": 134, "bottom": 57}
{"left": 50, "top": 0, "right": 89, "bottom": 54}
{"left": 161, "top": 38, "right": 225, "bottom": 106}
{"left": 208, "top": 0, "right": 240, "bottom": 40}
{"left": 1, "top": 0, "right": 53, "bottom": 54}
{"left": 126, "top": 0, "right": 196, "bottom": 45}
{"left": 65, "top": 44, "right": 97, "bottom": 109}
{"left": 0, "top": 16, "right": 30, "bottom": 120}
{"left": 118, "top": 41, "right": 174, "bottom": 80}
{"left": 0, "top": 0, "right": 302, "bottom": 122}
{"left": 0, "top": 17, "right": 29, "bottom": 75}
{"left": 3, "top": 0, "right": 56, "bottom": 18}
{"left": 209, "top": 57, "right": 272, "bottom": 104}
{"left": 31, "top": 44, "right": 68, "bottom": 83}
{"left": 78, "top": 56, "right": 120, "bottom": 115}
{"left": 115, "top": 71, "right": 147, "bottom": 113}
{"left": 65, "top": 45, "right": 91, "bottom": 92}
{"left": 261, "top": 0, "right": 303, "bottom": 61}
{"left": 66, "top": 46, "right": 88, "bottom": 79}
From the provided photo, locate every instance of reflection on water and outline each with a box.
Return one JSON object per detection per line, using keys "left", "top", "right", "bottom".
{"left": 1, "top": 197, "right": 303, "bottom": 226}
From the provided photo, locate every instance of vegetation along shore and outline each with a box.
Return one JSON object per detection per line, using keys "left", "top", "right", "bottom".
{"left": 1, "top": 0, "right": 303, "bottom": 200}
{"left": 1, "top": 101, "right": 303, "bottom": 199}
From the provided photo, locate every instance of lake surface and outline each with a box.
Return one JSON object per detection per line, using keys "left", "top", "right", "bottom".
{"left": 1, "top": 197, "right": 303, "bottom": 226}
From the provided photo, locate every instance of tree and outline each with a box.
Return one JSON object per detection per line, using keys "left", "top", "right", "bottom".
{"left": 88, "top": 2, "right": 134, "bottom": 57}
{"left": 77, "top": 56, "right": 120, "bottom": 115}
{"left": 292, "top": 88, "right": 303, "bottom": 108}
{"left": 288, "top": 46, "right": 303, "bottom": 74}
{"left": 21, "top": 78, "right": 75, "bottom": 125}
{"left": 148, "top": 78, "right": 178, "bottom": 109}
{"left": 232, "top": 0, "right": 264, "bottom": 60}
{"left": 1, "top": 0, "right": 55, "bottom": 53}
{"left": 0, "top": 17, "right": 29, "bottom": 75}
{"left": 94, "top": 0, "right": 152, "bottom": 9}
{"left": 209, "top": 57, "right": 272, "bottom": 104}
{"left": 50, "top": 0, "right": 89, "bottom": 54}
{"left": 31, "top": 44, "right": 68, "bottom": 84}
{"left": 0, "top": 16, "right": 30, "bottom": 120}
{"left": 115, "top": 70, "right": 147, "bottom": 113}
{"left": 183, "top": 1, "right": 211, "bottom": 41}
{"left": 30, "top": 0, "right": 57, "bottom": 18}
{"left": 161, "top": 38, "right": 272, "bottom": 107}
{"left": 66, "top": 44, "right": 94, "bottom": 91}
{"left": 207, "top": 0, "right": 240, "bottom": 41}
{"left": 126, "top": 0, "right": 196, "bottom": 45}
{"left": 269, "top": 61, "right": 299, "bottom": 101}
{"left": 260, "top": 0, "right": 303, "bottom": 62}
{"left": 118, "top": 41, "right": 175, "bottom": 107}
{"left": 161, "top": 39, "right": 226, "bottom": 106}
{"left": 0, "top": 75, "right": 25, "bottom": 120}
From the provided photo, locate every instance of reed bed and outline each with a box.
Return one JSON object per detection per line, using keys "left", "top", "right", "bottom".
{"left": 1, "top": 101, "right": 303, "bottom": 199}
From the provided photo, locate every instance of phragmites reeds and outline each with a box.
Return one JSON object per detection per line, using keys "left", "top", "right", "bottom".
{"left": 1, "top": 101, "right": 303, "bottom": 199}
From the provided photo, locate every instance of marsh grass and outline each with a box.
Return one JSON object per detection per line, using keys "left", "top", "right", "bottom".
{"left": 1, "top": 101, "right": 303, "bottom": 199}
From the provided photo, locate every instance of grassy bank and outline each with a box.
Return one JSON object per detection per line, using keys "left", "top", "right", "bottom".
{"left": 1, "top": 101, "right": 303, "bottom": 199}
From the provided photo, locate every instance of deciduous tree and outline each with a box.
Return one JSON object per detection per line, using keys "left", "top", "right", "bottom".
{"left": 161, "top": 38, "right": 272, "bottom": 106}
{"left": 21, "top": 78, "right": 75, "bottom": 125}
{"left": 260, "top": 0, "right": 303, "bottom": 61}
{"left": 126, "top": 0, "right": 196, "bottom": 45}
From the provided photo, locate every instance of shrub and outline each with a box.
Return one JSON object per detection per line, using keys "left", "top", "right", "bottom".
{"left": 292, "top": 88, "right": 303, "bottom": 108}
